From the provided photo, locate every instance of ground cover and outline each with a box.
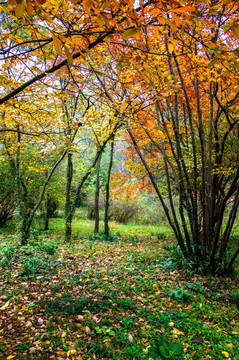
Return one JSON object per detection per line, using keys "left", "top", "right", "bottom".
{"left": 0, "top": 224, "right": 238, "bottom": 360}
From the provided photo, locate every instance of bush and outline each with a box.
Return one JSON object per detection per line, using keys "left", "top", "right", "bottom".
{"left": 110, "top": 200, "right": 140, "bottom": 224}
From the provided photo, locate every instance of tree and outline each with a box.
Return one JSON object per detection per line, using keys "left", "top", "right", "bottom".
{"left": 120, "top": 1, "right": 239, "bottom": 273}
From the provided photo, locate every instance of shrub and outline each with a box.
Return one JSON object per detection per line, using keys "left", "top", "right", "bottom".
{"left": 110, "top": 200, "right": 140, "bottom": 224}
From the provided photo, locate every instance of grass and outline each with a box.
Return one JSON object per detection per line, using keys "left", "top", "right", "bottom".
{"left": 43, "top": 216, "right": 171, "bottom": 238}
{"left": 0, "top": 218, "right": 238, "bottom": 360}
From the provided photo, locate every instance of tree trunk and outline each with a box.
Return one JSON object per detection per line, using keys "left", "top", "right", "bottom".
{"left": 65, "top": 152, "right": 73, "bottom": 242}
{"left": 104, "top": 137, "right": 114, "bottom": 236}
{"left": 94, "top": 151, "right": 102, "bottom": 233}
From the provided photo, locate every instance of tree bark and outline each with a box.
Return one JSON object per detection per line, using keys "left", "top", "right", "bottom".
{"left": 94, "top": 152, "right": 102, "bottom": 233}
{"left": 104, "top": 136, "right": 115, "bottom": 236}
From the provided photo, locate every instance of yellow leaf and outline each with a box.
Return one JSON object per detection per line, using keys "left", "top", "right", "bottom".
{"left": 64, "top": 45, "right": 73, "bottom": 66}
{"left": 61, "top": 331, "right": 66, "bottom": 338}
{"left": 222, "top": 351, "right": 230, "bottom": 358}
{"left": 66, "top": 349, "right": 76, "bottom": 356}
{"left": 15, "top": 1, "right": 25, "bottom": 18}
{"left": 172, "top": 327, "right": 184, "bottom": 335}
{"left": 52, "top": 34, "right": 62, "bottom": 56}
{"left": 7, "top": 356, "right": 15, "bottom": 360}
{"left": 168, "top": 43, "right": 174, "bottom": 54}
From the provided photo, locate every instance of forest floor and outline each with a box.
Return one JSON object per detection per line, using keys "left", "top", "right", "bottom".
{"left": 0, "top": 224, "right": 238, "bottom": 360}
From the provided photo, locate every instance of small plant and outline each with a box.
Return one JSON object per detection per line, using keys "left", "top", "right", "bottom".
{"left": 94, "top": 326, "right": 116, "bottom": 336}
{"left": 37, "top": 242, "right": 58, "bottom": 255}
{"left": 155, "top": 232, "right": 167, "bottom": 240}
{"left": 0, "top": 245, "right": 15, "bottom": 268}
{"left": 22, "top": 256, "right": 39, "bottom": 276}
{"left": 168, "top": 287, "right": 193, "bottom": 301}
{"left": 101, "top": 233, "right": 115, "bottom": 242}
{"left": 148, "top": 335, "right": 183, "bottom": 359}
{"left": 89, "top": 232, "right": 102, "bottom": 241}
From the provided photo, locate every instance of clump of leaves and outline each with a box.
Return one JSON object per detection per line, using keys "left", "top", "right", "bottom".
{"left": 21, "top": 256, "right": 40, "bottom": 276}
{"left": 37, "top": 242, "right": 58, "bottom": 255}
{"left": 101, "top": 233, "right": 116, "bottom": 242}
{"left": 0, "top": 245, "right": 15, "bottom": 268}
{"left": 168, "top": 287, "right": 193, "bottom": 301}
{"left": 155, "top": 232, "right": 167, "bottom": 240}
{"left": 89, "top": 231, "right": 116, "bottom": 242}
{"left": 148, "top": 335, "right": 183, "bottom": 359}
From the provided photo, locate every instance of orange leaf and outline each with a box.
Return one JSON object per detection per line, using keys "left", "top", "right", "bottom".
{"left": 27, "top": 1, "right": 33, "bottom": 16}
{"left": 82, "top": 0, "right": 92, "bottom": 10}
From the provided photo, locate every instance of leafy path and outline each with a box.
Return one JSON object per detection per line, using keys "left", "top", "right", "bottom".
{"left": 0, "top": 234, "right": 238, "bottom": 359}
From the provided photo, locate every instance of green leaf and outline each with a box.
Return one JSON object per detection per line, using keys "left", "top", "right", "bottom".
{"left": 168, "top": 342, "right": 183, "bottom": 356}
{"left": 159, "top": 345, "right": 170, "bottom": 358}
{"left": 149, "top": 78, "right": 155, "bottom": 88}
{"left": 148, "top": 346, "right": 160, "bottom": 359}
{"left": 207, "top": 58, "right": 217, "bottom": 68}
{"left": 122, "top": 27, "right": 138, "bottom": 40}
{"left": 116, "top": 62, "right": 122, "bottom": 70}
{"left": 156, "top": 335, "right": 169, "bottom": 348}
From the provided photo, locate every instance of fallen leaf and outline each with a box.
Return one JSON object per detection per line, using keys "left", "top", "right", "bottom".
{"left": 128, "top": 334, "right": 133, "bottom": 342}
{"left": 0, "top": 301, "right": 10, "bottom": 310}
{"left": 191, "top": 336, "right": 203, "bottom": 343}
{"left": 85, "top": 326, "right": 90, "bottom": 333}
{"left": 66, "top": 349, "right": 76, "bottom": 356}
{"left": 37, "top": 318, "right": 44, "bottom": 325}
{"left": 227, "top": 344, "right": 233, "bottom": 349}
{"left": 93, "top": 315, "right": 100, "bottom": 323}
{"left": 7, "top": 356, "right": 15, "bottom": 360}
{"left": 172, "top": 327, "right": 184, "bottom": 335}
{"left": 221, "top": 351, "right": 230, "bottom": 358}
